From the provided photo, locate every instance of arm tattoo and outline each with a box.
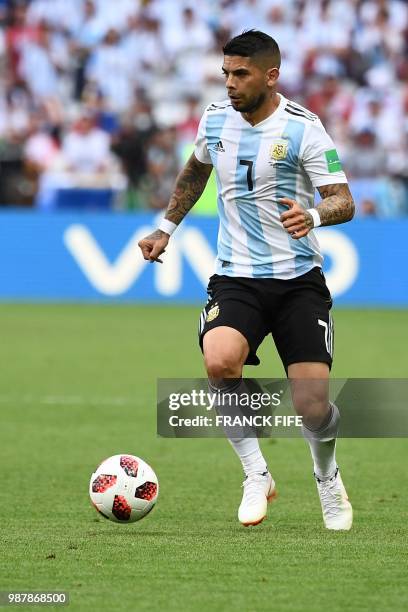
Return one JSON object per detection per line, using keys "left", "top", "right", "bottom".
{"left": 304, "top": 211, "right": 314, "bottom": 229}
{"left": 165, "top": 153, "right": 213, "bottom": 225}
{"left": 144, "top": 229, "right": 168, "bottom": 241}
{"left": 316, "top": 183, "right": 355, "bottom": 226}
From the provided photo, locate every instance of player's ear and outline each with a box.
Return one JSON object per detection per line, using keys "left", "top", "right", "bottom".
{"left": 266, "top": 67, "right": 279, "bottom": 87}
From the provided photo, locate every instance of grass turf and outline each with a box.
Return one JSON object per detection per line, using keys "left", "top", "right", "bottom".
{"left": 0, "top": 305, "right": 407, "bottom": 611}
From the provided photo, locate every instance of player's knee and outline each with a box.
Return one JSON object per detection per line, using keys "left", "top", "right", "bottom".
{"left": 295, "top": 398, "right": 328, "bottom": 419}
{"left": 293, "top": 393, "right": 329, "bottom": 429}
{"left": 204, "top": 353, "right": 242, "bottom": 380}
{"left": 290, "top": 377, "right": 329, "bottom": 423}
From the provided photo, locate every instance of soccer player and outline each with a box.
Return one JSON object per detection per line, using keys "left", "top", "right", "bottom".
{"left": 139, "top": 30, "right": 354, "bottom": 530}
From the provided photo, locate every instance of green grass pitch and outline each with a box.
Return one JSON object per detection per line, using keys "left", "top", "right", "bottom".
{"left": 0, "top": 305, "right": 407, "bottom": 611}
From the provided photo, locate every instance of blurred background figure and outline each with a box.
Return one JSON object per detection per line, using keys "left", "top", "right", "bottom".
{"left": 61, "top": 109, "right": 114, "bottom": 179}
{"left": 85, "top": 28, "right": 134, "bottom": 113}
{"left": 34, "top": 107, "right": 126, "bottom": 210}
{"left": 22, "top": 108, "right": 60, "bottom": 203}
{"left": 139, "top": 126, "right": 179, "bottom": 211}
{"left": 344, "top": 128, "right": 386, "bottom": 180}
{"left": 0, "top": 0, "right": 406, "bottom": 214}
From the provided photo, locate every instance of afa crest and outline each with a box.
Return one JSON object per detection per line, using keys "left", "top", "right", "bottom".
{"left": 206, "top": 303, "right": 219, "bottom": 323}
{"left": 270, "top": 140, "right": 288, "bottom": 161}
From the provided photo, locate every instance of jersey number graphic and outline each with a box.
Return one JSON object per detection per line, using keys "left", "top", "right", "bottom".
{"left": 318, "top": 317, "right": 333, "bottom": 357}
{"left": 239, "top": 159, "right": 254, "bottom": 191}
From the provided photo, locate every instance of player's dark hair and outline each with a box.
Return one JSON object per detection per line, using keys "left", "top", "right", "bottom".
{"left": 223, "top": 30, "right": 281, "bottom": 68}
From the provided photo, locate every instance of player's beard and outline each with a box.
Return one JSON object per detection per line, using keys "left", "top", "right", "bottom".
{"left": 232, "top": 91, "right": 266, "bottom": 113}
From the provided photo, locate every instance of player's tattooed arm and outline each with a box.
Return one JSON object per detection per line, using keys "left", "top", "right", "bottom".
{"left": 138, "top": 153, "right": 212, "bottom": 262}
{"left": 166, "top": 153, "right": 213, "bottom": 225}
{"left": 280, "top": 183, "right": 354, "bottom": 240}
{"left": 316, "top": 183, "right": 355, "bottom": 226}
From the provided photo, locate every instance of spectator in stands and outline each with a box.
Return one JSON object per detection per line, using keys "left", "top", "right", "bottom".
{"left": 22, "top": 110, "right": 60, "bottom": 205}
{"left": 223, "top": 0, "right": 268, "bottom": 36}
{"left": 139, "top": 126, "right": 179, "bottom": 210}
{"left": 121, "top": 14, "right": 166, "bottom": 92}
{"left": 0, "top": 83, "right": 31, "bottom": 145}
{"left": 111, "top": 94, "right": 157, "bottom": 208}
{"left": 26, "top": 0, "right": 81, "bottom": 33}
{"left": 85, "top": 28, "right": 134, "bottom": 113}
{"left": 61, "top": 108, "right": 114, "bottom": 177}
{"left": 262, "top": 6, "right": 301, "bottom": 95}
{"left": 72, "top": 0, "right": 106, "bottom": 50}
{"left": 350, "top": 90, "right": 406, "bottom": 176}
{"left": 34, "top": 106, "right": 126, "bottom": 209}
{"left": 169, "top": 7, "right": 215, "bottom": 94}
{"left": 304, "top": 75, "right": 354, "bottom": 151}
{"left": 301, "top": 0, "right": 352, "bottom": 78}
{"left": 5, "top": 2, "right": 38, "bottom": 81}
{"left": 23, "top": 110, "right": 59, "bottom": 172}
{"left": 343, "top": 128, "right": 387, "bottom": 178}
{"left": 70, "top": 0, "right": 107, "bottom": 100}
{"left": 18, "top": 22, "right": 63, "bottom": 112}
{"left": 176, "top": 95, "right": 201, "bottom": 145}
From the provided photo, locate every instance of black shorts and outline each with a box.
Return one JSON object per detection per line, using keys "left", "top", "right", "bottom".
{"left": 198, "top": 267, "right": 334, "bottom": 372}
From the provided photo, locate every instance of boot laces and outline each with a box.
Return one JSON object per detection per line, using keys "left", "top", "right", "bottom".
{"left": 242, "top": 473, "right": 268, "bottom": 505}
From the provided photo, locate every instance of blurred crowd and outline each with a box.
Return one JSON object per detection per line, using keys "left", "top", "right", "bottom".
{"left": 0, "top": 0, "right": 407, "bottom": 215}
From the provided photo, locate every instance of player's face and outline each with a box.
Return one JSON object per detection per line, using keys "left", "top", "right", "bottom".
{"left": 222, "top": 55, "right": 276, "bottom": 113}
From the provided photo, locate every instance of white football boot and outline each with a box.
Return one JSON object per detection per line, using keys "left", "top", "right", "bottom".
{"left": 238, "top": 472, "right": 277, "bottom": 527}
{"left": 315, "top": 468, "right": 353, "bottom": 530}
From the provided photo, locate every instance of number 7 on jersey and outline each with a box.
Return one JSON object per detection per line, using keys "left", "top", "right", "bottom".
{"left": 239, "top": 159, "right": 254, "bottom": 191}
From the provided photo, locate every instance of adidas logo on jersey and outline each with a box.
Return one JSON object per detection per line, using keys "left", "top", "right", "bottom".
{"left": 214, "top": 140, "right": 225, "bottom": 152}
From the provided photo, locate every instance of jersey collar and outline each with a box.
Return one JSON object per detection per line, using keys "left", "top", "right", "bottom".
{"left": 238, "top": 92, "right": 287, "bottom": 128}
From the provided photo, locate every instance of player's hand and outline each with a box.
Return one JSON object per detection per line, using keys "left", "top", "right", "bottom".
{"left": 279, "top": 197, "right": 314, "bottom": 240}
{"left": 138, "top": 229, "right": 170, "bottom": 264}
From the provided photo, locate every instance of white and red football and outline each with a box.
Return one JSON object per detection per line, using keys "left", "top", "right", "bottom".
{"left": 89, "top": 454, "right": 159, "bottom": 523}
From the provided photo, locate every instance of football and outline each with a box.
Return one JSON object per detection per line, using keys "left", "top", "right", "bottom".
{"left": 89, "top": 454, "right": 159, "bottom": 523}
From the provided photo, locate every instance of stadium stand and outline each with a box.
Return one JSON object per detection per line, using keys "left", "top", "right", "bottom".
{"left": 0, "top": 0, "right": 407, "bottom": 214}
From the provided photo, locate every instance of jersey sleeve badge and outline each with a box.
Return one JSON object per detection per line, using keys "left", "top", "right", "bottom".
{"left": 325, "top": 149, "right": 343, "bottom": 173}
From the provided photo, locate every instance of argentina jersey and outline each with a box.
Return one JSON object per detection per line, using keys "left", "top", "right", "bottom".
{"left": 194, "top": 93, "right": 348, "bottom": 279}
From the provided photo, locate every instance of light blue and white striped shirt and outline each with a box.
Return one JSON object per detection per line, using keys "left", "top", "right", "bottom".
{"left": 194, "top": 93, "right": 348, "bottom": 279}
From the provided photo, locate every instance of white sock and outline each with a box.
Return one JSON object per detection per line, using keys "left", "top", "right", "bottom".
{"left": 302, "top": 403, "right": 339, "bottom": 480}
{"left": 308, "top": 438, "right": 337, "bottom": 480}
{"left": 228, "top": 437, "right": 268, "bottom": 476}
{"left": 209, "top": 378, "right": 268, "bottom": 476}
